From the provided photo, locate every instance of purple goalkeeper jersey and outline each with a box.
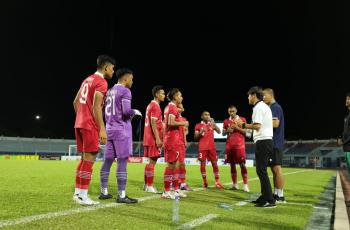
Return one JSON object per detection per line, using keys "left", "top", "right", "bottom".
{"left": 105, "top": 84, "right": 135, "bottom": 139}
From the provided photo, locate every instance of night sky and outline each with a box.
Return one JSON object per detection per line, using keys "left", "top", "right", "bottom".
{"left": 1, "top": 1, "right": 350, "bottom": 141}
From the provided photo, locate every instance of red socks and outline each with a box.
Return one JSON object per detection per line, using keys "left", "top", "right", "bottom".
{"left": 145, "top": 164, "right": 155, "bottom": 186}
{"left": 230, "top": 163, "right": 237, "bottom": 184}
{"left": 76, "top": 160, "right": 93, "bottom": 190}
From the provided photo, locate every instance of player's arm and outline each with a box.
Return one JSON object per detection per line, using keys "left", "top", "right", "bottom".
{"left": 231, "top": 123, "right": 246, "bottom": 135}
{"left": 222, "top": 122, "right": 231, "bottom": 136}
{"left": 93, "top": 91, "right": 107, "bottom": 144}
{"left": 151, "top": 117, "right": 162, "bottom": 148}
{"left": 271, "top": 107, "right": 281, "bottom": 128}
{"left": 121, "top": 90, "right": 136, "bottom": 118}
{"left": 168, "top": 114, "right": 188, "bottom": 127}
{"left": 183, "top": 127, "right": 188, "bottom": 146}
{"left": 210, "top": 119, "right": 221, "bottom": 134}
{"left": 184, "top": 126, "right": 189, "bottom": 135}
{"left": 272, "top": 119, "right": 280, "bottom": 128}
{"left": 194, "top": 125, "right": 204, "bottom": 141}
{"left": 73, "top": 88, "right": 82, "bottom": 113}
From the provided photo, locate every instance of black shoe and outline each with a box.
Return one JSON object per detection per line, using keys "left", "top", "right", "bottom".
{"left": 98, "top": 193, "right": 113, "bottom": 200}
{"left": 276, "top": 196, "right": 286, "bottom": 203}
{"left": 255, "top": 202, "right": 276, "bottom": 208}
{"left": 273, "top": 194, "right": 286, "bottom": 203}
{"left": 116, "top": 195, "right": 138, "bottom": 204}
{"left": 251, "top": 195, "right": 263, "bottom": 204}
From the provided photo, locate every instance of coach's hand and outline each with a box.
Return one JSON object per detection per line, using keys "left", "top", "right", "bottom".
{"left": 100, "top": 129, "right": 107, "bottom": 144}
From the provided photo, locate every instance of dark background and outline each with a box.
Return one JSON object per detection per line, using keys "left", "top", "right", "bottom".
{"left": 0, "top": 1, "right": 349, "bottom": 141}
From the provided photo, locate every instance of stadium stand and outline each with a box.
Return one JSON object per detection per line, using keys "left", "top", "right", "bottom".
{"left": 0, "top": 136, "right": 345, "bottom": 168}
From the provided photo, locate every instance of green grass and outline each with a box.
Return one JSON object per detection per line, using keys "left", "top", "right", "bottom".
{"left": 0, "top": 160, "right": 334, "bottom": 229}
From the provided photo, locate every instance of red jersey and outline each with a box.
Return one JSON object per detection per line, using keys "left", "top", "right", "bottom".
{"left": 74, "top": 73, "right": 107, "bottom": 130}
{"left": 143, "top": 100, "right": 163, "bottom": 146}
{"left": 195, "top": 121, "right": 216, "bottom": 150}
{"left": 177, "top": 116, "right": 187, "bottom": 145}
{"left": 223, "top": 116, "right": 246, "bottom": 149}
{"left": 163, "top": 102, "right": 181, "bottom": 148}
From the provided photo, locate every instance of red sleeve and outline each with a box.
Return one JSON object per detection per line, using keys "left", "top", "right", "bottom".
{"left": 168, "top": 104, "right": 178, "bottom": 116}
{"left": 95, "top": 79, "right": 107, "bottom": 95}
{"left": 223, "top": 119, "right": 228, "bottom": 129}
{"left": 195, "top": 124, "right": 200, "bottom": 132}
{"left": 241, "top": 117, "right": 247, "bottom": 123}
{"left": 149, "top": 104, "right": 159, "bottom": 119}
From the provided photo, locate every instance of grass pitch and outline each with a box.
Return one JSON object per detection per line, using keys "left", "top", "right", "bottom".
{"left": 0, "top": 160, "right": 334, "bottom": 229}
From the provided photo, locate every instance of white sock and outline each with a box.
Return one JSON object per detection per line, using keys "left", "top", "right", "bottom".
{"left": 119, "top": 190, "right": 125, "bottom": 198}
{"left": 74, "top": 188, "right": 80, "bottom": 196}
{"left": 80, "top": 189, "right": 88, "bottom": 199}
{"left": 101, "top": 188, "right": 108, "bottom": 195}
{"left": 274, "top": 188, "right": 278, "bottom": 195}
{"left": 181, "top": 183, "right": 186, "bottom": 187}
{"left": 277, "top": 189, "right": 284, "bottom": 197}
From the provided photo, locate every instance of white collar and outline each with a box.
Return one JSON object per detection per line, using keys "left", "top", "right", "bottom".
{"left": 229, "top": 115, "right": 239, "bottom": 121}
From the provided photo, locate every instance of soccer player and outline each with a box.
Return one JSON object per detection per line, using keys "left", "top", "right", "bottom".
{"left": 194, "top": 111, "right": 223, "bottom": 189}
{"left": 143, "top": 85, "right": 166, "bottom": 193}
{"left": 177, "top": 103, "right": 192, "bottom": 191}
{"left": 161, "top": 88, "right": 189, "bottom": 199}
{"left": 222, "top": 105, "right": 249, "bottom": 192}
{"left": 263, "top": 88, "right": 286, "bottom": 202}
{"left": 73, "top": 55, "right": 115, "bottom": 205}
{"left": 99, "top": 68, "right": 141, "bottom": 203}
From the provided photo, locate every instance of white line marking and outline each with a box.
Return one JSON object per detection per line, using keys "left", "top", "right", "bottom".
{"left": 176, "top": 214, "right": 218, "bottom": 229}
{"left": 0, "top": 195, "right": 158, "bottom": 228}
{"left": 235, "top": 201, "right": 248, "bottom": 206}
{"left": 0, "top": 169, "right": 310, "bottom": 228}
{"left": 242, "top": 200, "right": 329, "bottom": 210}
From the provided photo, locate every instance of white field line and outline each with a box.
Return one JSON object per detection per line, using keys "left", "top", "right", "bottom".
{"left": 192, "top": 169, "right": 311, "bottom": 191}
{"left": 242, "top": 200, "right": 330, "bottom": 210}
{"left": 0, "top": 195, "right": 158, "bottom": 228}
{"left": 0, "top": 169, "right": 309, "bottom": 228}
{"left": 176, "top": 214, "right": 218, "bottom": 229}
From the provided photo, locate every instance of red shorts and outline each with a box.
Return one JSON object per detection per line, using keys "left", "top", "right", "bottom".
{"left": 198, "top": 149, "right": 217, "bottom": 162}
{"left": 75, "top": 128, "right": 99, "bottom": 153}
{"left": 164, "top": 145, "right": 181, "bottom": 163}
{"left": 225, "top": 147, "right": 246, "bottom": 164}
{"left": 143, "top": 145, "right": 161, "bottom": 158}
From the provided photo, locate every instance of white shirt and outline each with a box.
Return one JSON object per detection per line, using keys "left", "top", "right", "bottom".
{"left": 252, "top": 101, "right": 273, "bottom": 143}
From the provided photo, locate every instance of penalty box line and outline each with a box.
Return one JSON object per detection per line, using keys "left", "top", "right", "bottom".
{"left": 0, "top": 169, "right": 310, "bottom": 228}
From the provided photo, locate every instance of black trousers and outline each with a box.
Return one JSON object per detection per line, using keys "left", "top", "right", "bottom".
{"left": 255, "top": 139, "right": 274, "bottom": 203}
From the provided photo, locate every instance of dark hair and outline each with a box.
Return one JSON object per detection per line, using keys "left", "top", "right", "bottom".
{"left": 201, "top": 110, "right": 209, "bottom": 116}
{"left": 152, "top": 85, "right": 164, "bottom": 97}
{"left": 97, "top": 55, "right": 116, "bottom": 69}
{"left": 248, "top": 86, "right": 264, "bottom": 101}
{"left": 167, "top": 88, "right": 180, "bottom": 101}
{"left": 346, "top": 92, "right": 350, "bottom": 97}
{"left": 116, "top": 68, "right": 133, "bottom": 79}
{"left": 228, "top": 105, "right": 237, "bottom": 110}
{"left": 263, "top": 88, "right": 275, "bottom": 97}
